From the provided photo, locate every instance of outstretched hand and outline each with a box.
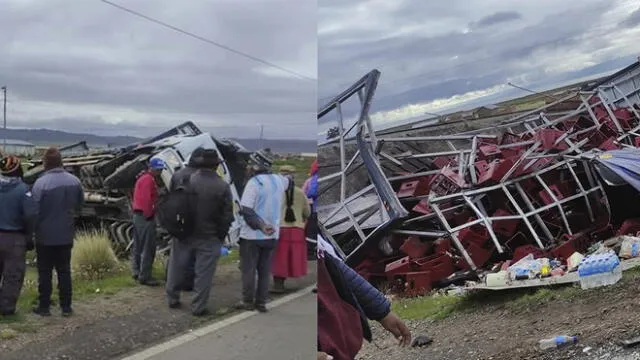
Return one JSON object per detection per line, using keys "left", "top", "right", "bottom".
{"left": 379, "top": 312, "right": 412, "bottom": 346}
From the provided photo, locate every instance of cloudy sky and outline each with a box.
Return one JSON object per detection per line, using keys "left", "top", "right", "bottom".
{"left": 318, "top": 0, "right": 640, "bottom": 136}
{"left": 0, "top": 0, "right": 316, "bottom": 139}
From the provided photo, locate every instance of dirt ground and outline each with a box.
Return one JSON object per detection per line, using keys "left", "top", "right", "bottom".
{"left": 0, "top": 260, "right": 317, "bottom": 360}
{"left": 357, "top": 271, "right": 640, "bottom": 360}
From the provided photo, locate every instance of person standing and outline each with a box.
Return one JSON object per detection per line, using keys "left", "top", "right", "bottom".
{"left": 305, "top": 159, "right": 319, "bottom": 243}
{"left": 165, "top": 149, "right": 234, "bottom": 316}
{"left": 235, "top": 152, "right": 288, "bottom": 313}
{"left": 131, "top": 157, "right": 166, "bottom": 286}
{"left": 302, "top": 159, "right": 318, "bottom": 205}
{"left": 0, "top": 155, "right": 35, "bottom": 316}
{"left": 168, "top": 147, "right": 206, "bottom": 292}
{"left": 270, "top": 165, "right": 310, "bottom": 293}
{"left": 317, "top": 234, "right": 412, "bottom": 359}
{"left": 32, "top": 148, "right": 84, "bottom": 317}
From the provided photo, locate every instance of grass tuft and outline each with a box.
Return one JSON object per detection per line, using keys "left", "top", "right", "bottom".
{"left": 71, "top": 230, "right": 120, "bottom": 281}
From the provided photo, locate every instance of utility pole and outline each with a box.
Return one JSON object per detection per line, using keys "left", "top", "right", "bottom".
{"left": 1, "top": 86, "right": 6, "bottom": 152}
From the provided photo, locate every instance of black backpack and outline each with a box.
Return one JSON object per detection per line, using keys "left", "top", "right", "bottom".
{"left": 156, "top": 176, "right": 195, "bottom": 241}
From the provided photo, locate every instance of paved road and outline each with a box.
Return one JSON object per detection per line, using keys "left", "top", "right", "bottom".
{"left": 147, "top": 292, "right": 316, "bottom": 360}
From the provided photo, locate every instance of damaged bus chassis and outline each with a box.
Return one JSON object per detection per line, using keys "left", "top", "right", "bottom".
{"left": 317, "top": 60, "right": 640, "bottom": 296}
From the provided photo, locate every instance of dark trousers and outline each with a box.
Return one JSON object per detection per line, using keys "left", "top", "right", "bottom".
{"left": 0, "top": 232, "right": 27, "bottom": 313}
{"left": 131, "top": 213, "right": 157, "bottom": 282}
{"left": 36, "top": 244, "right": 73, "bottom": 310}
{"left": 305, "top": 212, "right": 318, "bottom": 239}
{"left": 240, "top": 238, "right": 276, "bottom": 306}
{"left": 183, "top": 252, "right": 196, "bottom": 290}
{"left": 305, "top": 212, "right": 318, "bottom": 260}
{"left": 166, "top": 237, "right": 221, "bottom": 314}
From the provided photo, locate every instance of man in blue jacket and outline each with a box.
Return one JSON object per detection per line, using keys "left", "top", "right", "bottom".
{"left": 0, "top": 155, "right": 36, "bottom": 316}
{"left": 31, "top": 148, "right": 84, "bottom": 317}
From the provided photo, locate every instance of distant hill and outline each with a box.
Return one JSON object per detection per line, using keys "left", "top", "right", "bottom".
{"left": 229, "top": 138, "right": 316, "bottom": 153}
{"left": 0, "top": 128, "right": 140, "bottom": 147}
{"left": 0, "top": 128, "right": 316, "bottom": 154}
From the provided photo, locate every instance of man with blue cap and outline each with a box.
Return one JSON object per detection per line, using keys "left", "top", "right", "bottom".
{"left": 131, "top": 157, "right": 166, "bottom": 286}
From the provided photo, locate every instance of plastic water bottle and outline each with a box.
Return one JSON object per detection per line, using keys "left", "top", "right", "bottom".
{"left": 578, "top": 252, "right": 621, "bottom": 289}
{"left": 220, "top": 246, "right": 230, "bottom": 257}
{"left": 539, "top": 335, "right": 578, "bottom": 350}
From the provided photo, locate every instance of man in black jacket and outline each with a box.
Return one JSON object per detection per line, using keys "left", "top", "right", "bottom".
{"left": 168, "top": 147, "right": 205, "bottom": 292}
{"left": 165, "top": 149, "right": 234, "bottom": 316}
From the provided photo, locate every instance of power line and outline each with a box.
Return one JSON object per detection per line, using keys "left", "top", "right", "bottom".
{"left": 98, "top": 0, "right": 316, "bottom": 82}
{"left": 506, "top": 82, "right": 564, "bottom": 102}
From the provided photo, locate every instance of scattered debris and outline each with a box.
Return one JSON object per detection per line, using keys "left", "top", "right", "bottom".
{"left": 620, "top": 336, "right": 640, "bottom": 348}
{"left": 618, "top": 236, "right": 640, "bottom": 259}
{"left": 567, "top": 252, "right": 584, "bottom": 272}
{"left": 411, "top": 335, "right": 433, "bottom": 348}
{"left": 318, "top": 59, "right": 640, "bottom": 296}
{"left": 539, "top": 335, "right": 578, "bottom": 350}
{"left": 577, "top": 250, "right": 621, "bottom": 289}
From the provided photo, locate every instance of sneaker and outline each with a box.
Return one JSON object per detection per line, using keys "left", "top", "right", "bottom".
{"left": 139, "top": 278, "right": 160, "bottom": 287}
{"left": 192, "top": 309, "right": 212, "bottom": 317}
{"left": 0, "top": 309, "right": 15, "bottom": 316}
{"left": 233, "top": 301, "right": 255, "bottom": 311}
{"left": 33, "top": 307, "right": 51, "bottom": 317}
{"left": 269, "top": 286, "right": 286, "bottom": 294}
{"left": 61, "top": 307, "right": 73, "bottom": 317}
{"left": 168, "top": 301, "right": 182, "bottom": 309}
{"left": 255, "top": 304, "right": 268, "bottom": 313}
{"left": 270, "top": 278, "right": 286, "bottom": 294}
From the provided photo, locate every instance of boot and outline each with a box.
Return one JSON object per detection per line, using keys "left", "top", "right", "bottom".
{"left": 270, "top": 277, "right": 286, "bottom": 294}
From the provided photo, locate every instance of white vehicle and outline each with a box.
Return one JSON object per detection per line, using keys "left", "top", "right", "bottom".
{"left": 151, "top": 132, "right": 245, "bottom": 246}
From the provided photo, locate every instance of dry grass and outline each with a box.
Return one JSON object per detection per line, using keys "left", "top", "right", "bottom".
{"left": 71, "top": 230, "right": 121, "bottom": 281}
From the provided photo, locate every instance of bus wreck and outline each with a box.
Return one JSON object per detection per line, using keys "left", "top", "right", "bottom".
{"left": 317, "top": 59, "right": 640, "bottom": 295}
{"left": 23, "top": 121, "right": 253, "bottom": 256}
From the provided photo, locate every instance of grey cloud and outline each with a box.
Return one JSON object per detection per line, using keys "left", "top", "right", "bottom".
{"left": 619, "top": 7, "right": 640, "bottom": 28}
{"left": 469, "top": 11, "right": 523, "bottom": 29}
{"left": 319, "top": 0, "right": 623, "bottom": 112}
{"left": 0, "top": 0, "right": 316, "bottom": 138}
